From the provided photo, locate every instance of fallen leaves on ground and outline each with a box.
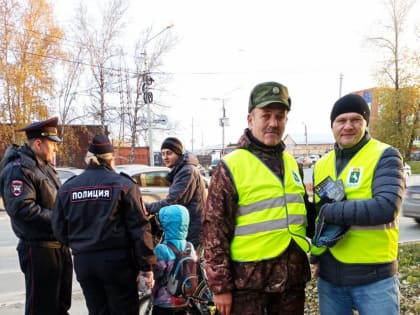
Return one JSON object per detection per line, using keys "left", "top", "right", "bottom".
{"left": 304, "top": 242, "right": 420, "bottom": 315}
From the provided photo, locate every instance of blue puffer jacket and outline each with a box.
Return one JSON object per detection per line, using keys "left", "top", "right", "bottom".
{"left": 316, "top": 133, "right": 405, "bottom": 286}
{"left": 152, "top": 205, "right": 197, "bottom": 308}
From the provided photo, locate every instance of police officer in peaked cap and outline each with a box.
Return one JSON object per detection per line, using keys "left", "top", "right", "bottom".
{"left": 19, "top": 116, "right": 62, "bottom": 142}
{"left": 0, "top": 117, "right": 73, "bottom": 315}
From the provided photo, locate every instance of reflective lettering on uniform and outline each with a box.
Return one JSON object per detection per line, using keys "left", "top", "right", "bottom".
{"left": 71, "top": 188, "right": 112, "bottom": 202}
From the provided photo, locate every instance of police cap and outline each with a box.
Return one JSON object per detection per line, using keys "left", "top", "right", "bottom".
{"left": 18, "top": 117, "right": 61, "bottom": 142}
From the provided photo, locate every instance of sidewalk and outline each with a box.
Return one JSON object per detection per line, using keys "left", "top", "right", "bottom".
{"left": 0, "top": 289, "right": 88, "bottom": 315}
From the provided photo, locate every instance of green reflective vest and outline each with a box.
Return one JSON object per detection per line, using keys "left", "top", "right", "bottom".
{"left": 312, "top": 139, "right": 399, "bottom": 263}
{"left": 223, "top": 149, "right": 309, "bottom": 262}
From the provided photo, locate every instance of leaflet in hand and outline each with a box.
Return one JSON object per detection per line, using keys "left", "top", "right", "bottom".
{"left": 314, "top": 176, "right": 345, "bottom": 202}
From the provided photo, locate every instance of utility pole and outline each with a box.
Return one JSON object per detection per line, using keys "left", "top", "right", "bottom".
{"left": 191, "top": 117, "right": 194, "bottom": 153}
{"left": 339, "top": 73, "right": 344, "bottom": 97}
{"left": 219, "top": 100, "right": 229, "bottom": 158}
{"left": 142, "top": 24, "right": 174, "bottom": 166}
{"left": 302, "top": 121, "right": 308, "bottom": 157}
{"left": 143, "top": 64, "right": 154, "bottom": 165}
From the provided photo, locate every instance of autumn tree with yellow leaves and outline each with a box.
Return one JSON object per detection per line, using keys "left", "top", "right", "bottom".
{"left": 369, "top": 0, "right": 420, "bottom": 159}
{"left": 0, "top": 0, "right": 64, "bottom": 144}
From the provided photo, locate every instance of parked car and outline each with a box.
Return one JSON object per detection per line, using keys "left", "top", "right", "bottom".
{"left": 208, "top": 159, "right": 220, "bottom": 176}
{"left": 197, "top": 164, "right": 207, "bottom": 177}
{"left": 409, "top": 151, "right": 420, "bottom": 161}
{"left": 56, "top": 167, "right": 84, "bottom": 183}
{"left": 0, "top": 164, "right": 207, "bottom": 210}
{"left": 0, "top": 167, "right": 84, "bottom": 211}
{"left": 308, "top": 154, "right": 320, "bottom": 165}
{"left": 295, "top": 156, "right": 312, "bottom": 168}
{"left": 404, "top": 163, "right": 412, "bottom": 180}
{"left": 402, "top": 184, "right": 420, "bottom": 225}
{"left": 115, "top": 164, "right": 171, "bottom": 203}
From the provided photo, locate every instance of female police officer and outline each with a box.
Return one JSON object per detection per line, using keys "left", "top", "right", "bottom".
{"left": 52, "top": 134, "right": 156, "bottom": 315}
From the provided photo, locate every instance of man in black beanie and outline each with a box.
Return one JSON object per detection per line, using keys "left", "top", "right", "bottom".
{"left": 145, "top": 137, "right": 206, "bottom": 248}
{"left": 160, "top": 137, "right": 184, "bottom": 156}
{"left": 329, "top": 93, "right": 370, "bottom": 127}
{"left": 52, "top": 134, "right": 156, "bottom": 315}
{"left": 311, "top": 94, "right": 404, "bottom": 314}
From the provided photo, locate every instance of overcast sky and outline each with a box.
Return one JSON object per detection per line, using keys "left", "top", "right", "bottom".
{"left": 54, "top": 0, "right": 420, "bottom": 151}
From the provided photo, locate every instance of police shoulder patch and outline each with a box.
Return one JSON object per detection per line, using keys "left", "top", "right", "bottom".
{"left": 10, "top": 180, "right": 24, "bottom": 197}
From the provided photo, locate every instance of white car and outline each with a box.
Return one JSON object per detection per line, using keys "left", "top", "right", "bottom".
{"left": 56, "top": 167, "right": 84, "bottom": 183}
{"left": 115, "top": 164, "right": 171, "bottom": 203}
{"left": 0, "top": 167, "right": 84, "bottom": 211}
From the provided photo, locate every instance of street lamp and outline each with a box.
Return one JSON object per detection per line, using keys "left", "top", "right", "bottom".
{"left": 201, "top": 97, "right": 230, "bottom": 158}
{"left": 143, "top": 24, "right": 174, "bottom": 166}
{"left": 338, "top": 73, "right": 344, "bottom": 97}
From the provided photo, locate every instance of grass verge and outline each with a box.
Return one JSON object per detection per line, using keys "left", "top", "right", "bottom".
{"left": 407, "top": 161, "right": 420, "bottom": 174}
{"left": 304, "top": 242, "right": 420, "bottom": 314}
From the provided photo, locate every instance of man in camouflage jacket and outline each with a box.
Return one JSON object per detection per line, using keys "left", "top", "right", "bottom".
{"left": 202, "top": 82, "right": 315, "bottom": 315}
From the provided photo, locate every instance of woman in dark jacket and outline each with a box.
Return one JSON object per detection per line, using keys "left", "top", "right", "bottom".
{"left": 146, "top": 137, "right": 206, "bottom": 248}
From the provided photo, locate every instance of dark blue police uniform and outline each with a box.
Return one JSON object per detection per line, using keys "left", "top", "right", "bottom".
{"left": 0, "top": 117, "right": 73, "bottom": 315}
{"left": 52, "top": 134, "right": 156, "bottom": 315}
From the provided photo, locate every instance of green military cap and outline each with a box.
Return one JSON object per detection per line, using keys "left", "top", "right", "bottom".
{"left": 248, "top": 81, "right": 291, "bottom": 113}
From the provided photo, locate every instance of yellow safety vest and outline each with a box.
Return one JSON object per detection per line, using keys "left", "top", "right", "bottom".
{"left": 223, "top": 149, "right": 309, "bottom": 262}
{"left": 312, "top": 139, "right": 399, "bottom": 263}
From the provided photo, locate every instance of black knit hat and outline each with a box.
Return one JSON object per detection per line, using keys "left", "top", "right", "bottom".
{"left": 330, "top": 94, "right": 370, "bottom": 126}
{"left": 161, "top": 137, "right": 183, "bottom": 155}
{"left": 88, "top": 134, "right": 114, "bottom": 155}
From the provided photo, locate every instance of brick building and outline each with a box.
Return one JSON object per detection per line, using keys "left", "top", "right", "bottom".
{"left": 0, "top": 123, "right": 150, "bottom": 168}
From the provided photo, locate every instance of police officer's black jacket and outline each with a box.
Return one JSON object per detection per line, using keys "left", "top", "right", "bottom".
{"left": 51, "top": 165, "right": 156, "bottom": 271}
{"left": 0, "top": 144, "right": 61, "bottom": 242}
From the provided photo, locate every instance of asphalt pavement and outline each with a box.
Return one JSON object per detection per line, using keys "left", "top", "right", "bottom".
{"left": 0, "top": 289, "right": 88, "bottom": 315}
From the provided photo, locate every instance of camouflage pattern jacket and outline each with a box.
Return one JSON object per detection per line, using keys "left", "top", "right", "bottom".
{"left": 202, "top": 129, "right": 315, "bottom": 294}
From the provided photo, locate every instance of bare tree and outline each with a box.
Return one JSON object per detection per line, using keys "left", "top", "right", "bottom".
{"left": 53, "top": 44, "right": 89, "bottom": 166}
{"left": 115, "top": 26, "right": 177, "bottom": 163}
{"left": 74, "top": 0, "right": 128, "bottom": 132}
{"left": 55, "top": 45, "right": 85, "bottom": 126}
{"left": 368, "top": 0, "right": 420, "bottom": 158}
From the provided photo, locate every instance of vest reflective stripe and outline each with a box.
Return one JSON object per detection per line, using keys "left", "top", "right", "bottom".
{"left": 311, "top": 139, "right": 399, "bottom": 263}
{"left": 234, "top": 215, "right": 306, "bottom": 236}
{"left": 238, "top": 194, "right": 304, "bottom": 216}
{"left": 224, "top": 149, "right": 309, "bottom": 262}
{"left": 351, "top": 221, "right": 398, "bottom": 230}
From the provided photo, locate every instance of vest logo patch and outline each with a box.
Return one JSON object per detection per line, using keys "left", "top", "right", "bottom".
{"left": 292, "top": 170, "right": 302, "bottom": 185}
{"left": 347, "top": 167, "right": 362, "bottom": 187}
{"left": 11, "top": 180, "right": 24, "bottom": 196}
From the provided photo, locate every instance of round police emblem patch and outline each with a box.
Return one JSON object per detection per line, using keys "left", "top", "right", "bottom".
{"left": 272, "top": 86, "right": 280, "bottom": 94}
